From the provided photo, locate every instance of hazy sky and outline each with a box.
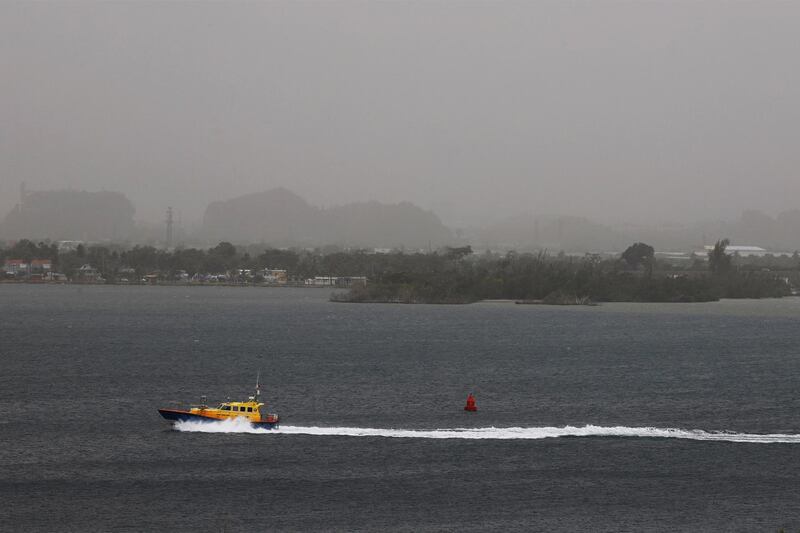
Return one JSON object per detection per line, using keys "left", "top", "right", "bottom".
{"left": 2, "top": 1, "right": 799, "bottom": 227}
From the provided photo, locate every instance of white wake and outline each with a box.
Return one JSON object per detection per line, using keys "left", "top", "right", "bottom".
{"left": 173, "top": 417, "right": 800, "bottom": 444}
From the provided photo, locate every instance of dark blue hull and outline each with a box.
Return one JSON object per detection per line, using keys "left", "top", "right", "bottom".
{"left": 158, "top": 409, "right": 279, "bottom": 429}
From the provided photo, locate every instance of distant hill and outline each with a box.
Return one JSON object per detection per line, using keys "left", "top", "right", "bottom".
{"left": 202, "top": 188, "right": 453, "bottom": 248}
{"left": 203, "top": 188, "right": 318, "bottom": 244}
{"left": 0, "top": 189, "right": 135, "bottom": 241}
{"left": 465, "top": 209, "right": 800, "bottom": 253}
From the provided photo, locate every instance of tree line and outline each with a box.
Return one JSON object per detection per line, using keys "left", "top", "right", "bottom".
{"left": 336, "top": 240, "right": 795, "bottom": 303}
{"left": 1, "top": 239, "right": 796, "bottom": 301}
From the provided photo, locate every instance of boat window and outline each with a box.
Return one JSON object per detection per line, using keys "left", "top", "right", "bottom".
{"left": 247, "top": 407, "right": 253, "bottom": 412}
{"left": 221, "top": 405, "right": 230, "bottom": 411}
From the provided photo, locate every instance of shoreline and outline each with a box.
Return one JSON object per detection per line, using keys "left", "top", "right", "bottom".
{"left": 0, "top": 280, "right": 334, "bottom": 289}
{"left": 3, "top": 281, "right": 796, "bottom": 304}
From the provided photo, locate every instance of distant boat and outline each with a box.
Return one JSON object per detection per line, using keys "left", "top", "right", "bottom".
{"left": 158, "top": 374, "right": 279, "bottom": 429}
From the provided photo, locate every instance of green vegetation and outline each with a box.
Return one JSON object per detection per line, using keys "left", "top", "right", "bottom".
{"left": 621, "top": 242, "right": 655, "bottom": 277}
{"left": 708, "top": 238, "right": 733, "bottom": 275}
{"left": 332, "top": 244, "right": 794, "bottom": 304}
{"left": 0, "top": 239, "right": 796, "bottom": 303}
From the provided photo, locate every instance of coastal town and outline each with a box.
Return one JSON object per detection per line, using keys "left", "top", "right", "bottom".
{"left": 3, "top": 185, "right": 799, "bottom": 299}
{"left": 1, "top": 257, "right": 368, "bottom": 288}
{"left": 2, "top": 238, "right": 797, "bottom": 303}
{"left": 0, "top": 240, "right": 369, "bottom": 287}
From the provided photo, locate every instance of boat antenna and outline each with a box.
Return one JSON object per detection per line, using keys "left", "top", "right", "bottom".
{"left": 255, "top": 371, "right": 261, "bottom": 402}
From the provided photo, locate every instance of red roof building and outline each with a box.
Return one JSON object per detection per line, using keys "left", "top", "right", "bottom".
{"left": 30, "top": 259, "right": 53, "bottom": 271}
{"left": 2, "top": 259, "right": 27, "bottom": 273}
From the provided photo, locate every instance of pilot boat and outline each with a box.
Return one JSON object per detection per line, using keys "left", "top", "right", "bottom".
{"left": 158, "top": 375, "right": 279, "bottom": 429}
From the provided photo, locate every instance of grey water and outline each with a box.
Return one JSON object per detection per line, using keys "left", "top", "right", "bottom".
{"left": 1, "top": 285, "right": 799, "bottom": 531}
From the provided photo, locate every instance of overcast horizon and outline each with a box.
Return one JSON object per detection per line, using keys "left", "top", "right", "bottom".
{"left": 2, "top": 1, "right": 799, "bottom": 228}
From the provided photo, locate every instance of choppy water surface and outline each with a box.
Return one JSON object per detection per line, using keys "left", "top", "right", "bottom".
{"left": 1, "top": 285, "right": 799, "bottom": 531}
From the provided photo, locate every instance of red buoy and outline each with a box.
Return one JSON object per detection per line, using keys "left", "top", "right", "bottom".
{"left": 464, "top": 393, "right": 477, "bottom": 412}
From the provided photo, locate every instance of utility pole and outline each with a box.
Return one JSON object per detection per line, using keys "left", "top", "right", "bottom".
{"left": 19, "top": 182, "right": 27, "bottom": 213}
{"left": 165, "top": 206, "right": 174, "bottom": 248}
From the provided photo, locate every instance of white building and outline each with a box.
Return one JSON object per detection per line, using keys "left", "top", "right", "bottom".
{"left": 702, "top": 245, "right": 768, "bottom": 258}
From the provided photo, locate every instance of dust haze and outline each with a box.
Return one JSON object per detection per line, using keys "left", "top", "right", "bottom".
{"left": 2, "top": 1, "right": 799, "bottom": 239}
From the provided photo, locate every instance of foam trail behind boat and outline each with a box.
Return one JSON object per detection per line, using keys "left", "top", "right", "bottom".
{"left": 173, "top": 418, "right": 800, "bottom": 444}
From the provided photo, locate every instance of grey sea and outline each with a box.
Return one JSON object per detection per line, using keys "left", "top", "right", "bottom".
{"left": 1, "top": 285, "right": 799, "bottom": 532}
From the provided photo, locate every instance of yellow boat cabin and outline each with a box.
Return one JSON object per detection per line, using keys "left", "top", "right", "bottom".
{"left": 158, "top": 375, "right": 280, "bottom": 429}
{"left": 189, "top": 399, "right": 266, "bottom": 423}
